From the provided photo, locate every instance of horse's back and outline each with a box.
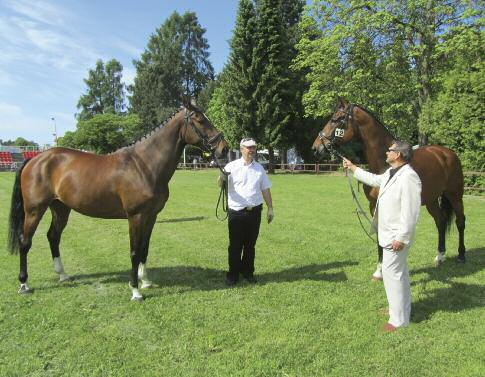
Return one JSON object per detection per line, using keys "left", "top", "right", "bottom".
{"left": 21, "top": 148, "right": 127, "bottom": 217}
{"left": 411, "top": 145, "right": 464, "bottom": 204}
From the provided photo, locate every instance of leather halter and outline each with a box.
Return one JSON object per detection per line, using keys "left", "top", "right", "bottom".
{"left": 318, "top": 103, "right": 354, "bottom": 158}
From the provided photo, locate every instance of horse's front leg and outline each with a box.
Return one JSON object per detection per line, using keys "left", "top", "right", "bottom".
{"left": 128, "top": 214, "right": 144, "bottom": 301}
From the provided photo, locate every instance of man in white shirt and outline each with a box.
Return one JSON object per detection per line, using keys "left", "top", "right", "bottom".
{"left": 343, "top": 140, "right": 421, "bottom": 332}
{"left": 218, "top": 138, "right": 274, "bottom": 285}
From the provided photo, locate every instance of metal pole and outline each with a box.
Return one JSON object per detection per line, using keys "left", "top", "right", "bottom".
{"left": 51, "top": 117, "right": 58, "bottom": 146}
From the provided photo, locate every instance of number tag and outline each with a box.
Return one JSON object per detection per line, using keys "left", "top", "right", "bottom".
{"left": 335, "top": 128, "right": 344, "bottom": 138}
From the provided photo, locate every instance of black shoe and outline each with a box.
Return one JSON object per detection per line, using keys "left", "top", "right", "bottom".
{"left": 243, "top": 275, "right": 257, "bottom": 284}
{"left": 226, "top": 276, "right": 238, "bottom": 286}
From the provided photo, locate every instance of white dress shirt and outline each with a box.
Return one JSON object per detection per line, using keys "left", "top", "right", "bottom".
{"left": 224, "top": 158, "right": 272, "bottom": 210}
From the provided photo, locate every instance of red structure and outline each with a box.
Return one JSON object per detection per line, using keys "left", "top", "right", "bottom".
{"left": 0, "top": 151, "right": 14, "bottom": 168}
{"left": 23, "top": 151, "right": 41, "bottom": 160}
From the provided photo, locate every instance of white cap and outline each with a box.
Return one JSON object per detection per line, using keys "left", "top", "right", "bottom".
{"left": 240, "top": 138, "right": 257, "bottom": 147}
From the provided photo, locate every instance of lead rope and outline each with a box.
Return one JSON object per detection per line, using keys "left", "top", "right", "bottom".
{"left": 345, "top": 169, "right": 377, "bottom": 242}
{"left": 212, "top": 152, "right": 230, "bottom": 221}
{"left": 327, "top": 147, "right": 377, "bottom": 242}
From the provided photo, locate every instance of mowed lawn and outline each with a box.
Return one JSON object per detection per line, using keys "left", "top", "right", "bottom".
{"left": 0, "top": 170, "right": 484, "bottom": 377}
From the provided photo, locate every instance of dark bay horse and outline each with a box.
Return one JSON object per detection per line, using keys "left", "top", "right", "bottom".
{"left": 312, "top": 98, "right": 466, "bottom": 279}
{"left": 8, "top": 103, "right": 228, "bottom": 300}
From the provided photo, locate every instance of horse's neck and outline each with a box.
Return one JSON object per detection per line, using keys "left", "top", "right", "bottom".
{"left": 133, "top": 117, "right": 186, "bottom": 183}
{"left": 355, "top": 115, "right": 393, "bottom": 174}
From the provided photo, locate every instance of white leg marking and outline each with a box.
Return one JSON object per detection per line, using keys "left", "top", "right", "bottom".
{"left": 434, "top": 252, "right": 445, "bottom": 267}
{"left": 130, "top": 285, "right": 144, "bottom": 301}
{"left": 53, "top": 257, "right": 71, "bottom": 282}
{"left": 372, "top": 262, "right": 383, "bottom": 281}
{"left": 18, "top": 282, "right": 32, "bottom": 294}
{"left": 138, "top": 263, "right": 152, "bottom": 289}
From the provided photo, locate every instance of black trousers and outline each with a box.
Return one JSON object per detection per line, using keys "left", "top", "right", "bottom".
{"left": 227, "top": 204, "right": 262, "bottom": 280}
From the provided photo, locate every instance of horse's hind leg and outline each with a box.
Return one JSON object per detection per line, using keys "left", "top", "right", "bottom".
{"left": 19, "top": 207, "right": 47, "bottom": 293}
{"left": 445, "top": 193, "right": 466, "bottom": 263}
{"left": 47, "top": 201, "right": 72, "bottom": 282}
{"left": 425, "top": 201, "right": 446, "bottom": 266}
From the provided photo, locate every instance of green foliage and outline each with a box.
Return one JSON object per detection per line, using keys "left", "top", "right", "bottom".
{"left": 77, "top": 59, "right": 125, "bottom": 120}
{"left": 1, "top": 171, "right": 484, "bottom": 376}
{"left": 294, "top": 0, "right": 482, "bottom": 144}
{"left": 60, "top": 113, "right": 141, "bottom": 154}
{"left": 0, "top": 137, "right": 39, "bottom": 147}
{"left": 208, "top": 0, "right": 306, "bottom": 163}
{"left": 419, "top": 18, "right": 485, "bottom": 173}
{"left": 129, "top": 11, "right": 214, "bottom": 130}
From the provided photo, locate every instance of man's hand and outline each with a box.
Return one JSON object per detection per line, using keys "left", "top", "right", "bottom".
{"left": 391, "top": 240, "right": 404, "bottom": 251}
{"left": 217, "top": 172, "right": 228, "bottom": 187}
{"left": 342, "top": 157, "right": 356, "bottom": 172}
{"left": 266, "top": 208, "right": 274, "bottom": 224}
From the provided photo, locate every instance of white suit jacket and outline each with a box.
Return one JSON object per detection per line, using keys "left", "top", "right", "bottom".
{"left": 354, "top": 164, "right": 422, "bottom": 248}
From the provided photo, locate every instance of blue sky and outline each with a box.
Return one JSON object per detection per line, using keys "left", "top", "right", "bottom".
{"left": 0, "top": 0, "right": 239, "bottom": 145}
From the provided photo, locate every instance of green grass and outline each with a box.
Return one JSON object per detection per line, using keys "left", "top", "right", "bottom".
{"left": 0, "top": 170, "right": 484, "bottom": 377}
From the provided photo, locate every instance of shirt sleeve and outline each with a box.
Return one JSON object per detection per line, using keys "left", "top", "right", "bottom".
{"left": 260, "top": 170, "right": 272, "bottom": 191}
{"left": 353, "top": 167, "right": 385, "bottom": 188}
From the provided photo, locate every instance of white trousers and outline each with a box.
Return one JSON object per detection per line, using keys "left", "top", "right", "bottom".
{"left": 382, "top": 245, "right": 411, "bottom": 327}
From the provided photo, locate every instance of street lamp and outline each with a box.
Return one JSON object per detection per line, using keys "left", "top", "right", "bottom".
{"left": 51, "top": 117, "right": 57, "bottom": 146}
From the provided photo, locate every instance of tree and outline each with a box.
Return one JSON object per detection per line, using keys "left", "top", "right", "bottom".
{"left": 419, "top": 23, "right": 485, "bottom": 173}
{"left": 129, "top": 11, "right": 214, "bottom": 130}
{"left": 294, "top": 0, "right": 482, "bottom": 145}
{"left": 0, "top": 138, "right": 38, "bottom": 147}
{"left": 77, "top": 59, "right": 125, "bottom": 120}
{"left": 62, "top": 113, "right": 141, "bottom": 154}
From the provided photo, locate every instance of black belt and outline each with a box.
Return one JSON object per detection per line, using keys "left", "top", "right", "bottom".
{"left": 230, "top": 204, "right": 262, "bottom": 212}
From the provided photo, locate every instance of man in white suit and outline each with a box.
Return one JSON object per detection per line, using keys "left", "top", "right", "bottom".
{"left": 342, "top": 140, "right": 421, "bottom": 332}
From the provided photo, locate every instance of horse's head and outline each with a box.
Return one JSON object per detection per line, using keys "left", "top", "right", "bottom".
{"left": 312, "top": 98, "right": 356, "bottom": 159}
{"left": 182, "top": 102, "right": 229, "bottom": 158}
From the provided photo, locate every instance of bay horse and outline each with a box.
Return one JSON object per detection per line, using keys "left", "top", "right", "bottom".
{"left": 7, "top": 103, "right": 228, "bottom": 300}
{"left": 312, "top": 98, "right": 466, "bottom": 280}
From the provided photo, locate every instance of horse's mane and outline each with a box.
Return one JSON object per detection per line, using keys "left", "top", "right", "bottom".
{"left": 353, "top": 104, "right": 397, "bottom": 140}
{"left": 116, "top": 106, "right": 184, "bottom": 152}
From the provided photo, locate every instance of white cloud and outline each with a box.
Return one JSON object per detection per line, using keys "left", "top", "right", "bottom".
{"left": 3, "top": 0, "right": 67, "bottom": 27}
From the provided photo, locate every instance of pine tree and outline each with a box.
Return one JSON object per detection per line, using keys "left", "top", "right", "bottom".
{"left": 129, "top": 11, "right": 214, "bottom": 130}
{"left": 77, "top": 59, "right": 125, "bottom": 121}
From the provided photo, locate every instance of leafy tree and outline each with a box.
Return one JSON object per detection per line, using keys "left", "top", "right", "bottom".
{"left": 419, "top": 23, "right": 485, "bottom": 173}
{"left": 129, "top": 11, "right": 214, "bottom": 130}
{"left": 294, "top": 0, "right": 481, "bottom": 145}
{"left": 64, "top": 113, "right": 141, "bottom": 154}
{"left": 0, "top": 138, "right": 38, "bottom": 147}
{"left": 77, "top": 59, "right": 125, "bottom": 120}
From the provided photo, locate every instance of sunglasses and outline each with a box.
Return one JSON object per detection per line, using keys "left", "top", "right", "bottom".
{"left": 388, "top": 148, "right": 398, "bottom": 152}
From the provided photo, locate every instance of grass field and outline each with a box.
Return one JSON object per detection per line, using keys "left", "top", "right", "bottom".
{"left": 0, "top": 170, "right": 484, "bottom": 377}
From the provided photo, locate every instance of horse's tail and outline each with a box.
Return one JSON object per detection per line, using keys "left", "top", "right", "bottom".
{"left": 8, "top": 160, "right": 30, "bottom": 254}
{"left": 440, "top": 194, "right": 455, "bottom": 234}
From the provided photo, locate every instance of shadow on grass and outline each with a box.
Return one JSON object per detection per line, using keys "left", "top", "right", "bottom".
{"left": 157, "top": 216, "right": 205, "bottom": 223}
{"left": 411, "top": 247, "right": 485, "bottom": 323}
{"left": 42, "top": 260, "right": 358, "bottom": 294}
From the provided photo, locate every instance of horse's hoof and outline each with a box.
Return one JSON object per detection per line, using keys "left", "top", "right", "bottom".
{"left": 18, "top": 286, "right": 33, "bottom": 294}
{"left": 131, "top": 295, "right": 144, "bottom": 302}
{"left": 371, "top": 276, "right": 382, "bottom": 282}
{"left": 59, "top": 274, "right": 72, "bottom": 282}
{"left": 456, "top": 257, "right": 466, "bottom": 264}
